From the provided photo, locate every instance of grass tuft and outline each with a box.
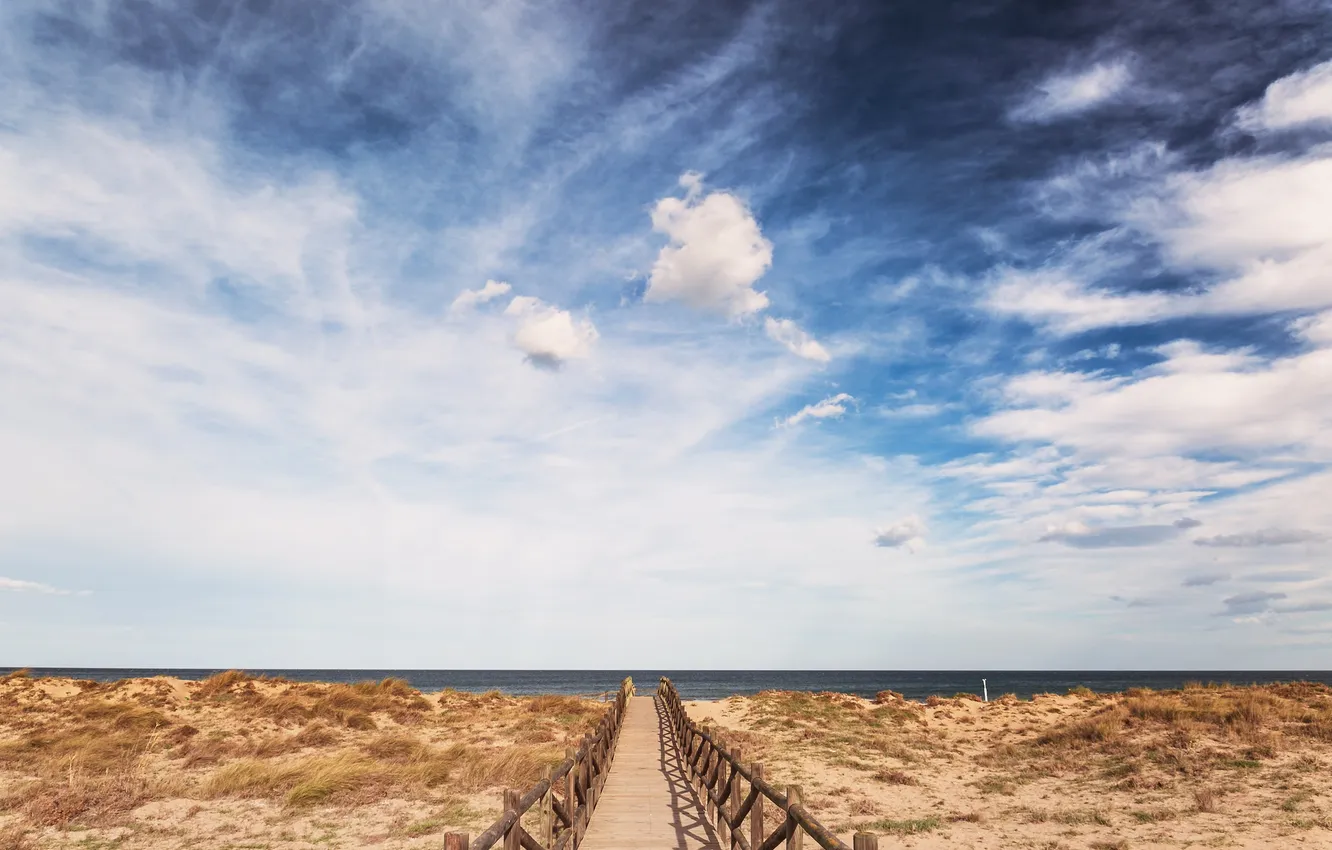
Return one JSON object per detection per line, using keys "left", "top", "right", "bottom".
{"left": 862, "top": 816, "right": 941, "bottom": 835}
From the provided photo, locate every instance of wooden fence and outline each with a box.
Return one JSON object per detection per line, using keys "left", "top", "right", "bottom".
{"left": 657, "top": 677, "right": 880, "bottom": 850}
{"left": 443, "top": 677, "right": 634, "bottom": 850}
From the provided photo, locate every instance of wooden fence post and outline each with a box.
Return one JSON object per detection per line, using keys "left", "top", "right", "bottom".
{"left": 696, "top": 726, "right": 708, "bottom": 801}
{"left": 540, "top": 766, "right": 553, "bottom": 847}
{"left": 580, "top": 734, "right": 592, "bottom": 812}
{"left": 786, "top": 785, "right": 804, "bottom": 850}
{"left": 503, "top": 789, "right": 521, "bottom": 850}
{"left": 749, "top": 763, "right": 764, "bottom": 850}
{"left": 853, "top": 833, "right": 878, "bottom": 850}
{"left": 444, "top": 833, "right": 470, "bottom": 850}
{"left": 704, "top": 729, "right": 717, "bottom": 824}
{"left": 564, "top": 746, "right": 576, "bottom": 847}
{"left": 715, "top": 755, "right": 728, "bottom": 846}
{"left": 729, "top": 747, "right": 743, "bottom": 850}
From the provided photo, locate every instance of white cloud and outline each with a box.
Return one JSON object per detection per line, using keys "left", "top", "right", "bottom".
{"left": 1296, "top": 311, "right": 1332, "bottom": 346}
{"left": 1138, "top": 153, "right": 1332, "bottom": 274}
{"left": 779, "top": 393, "right": 856, "bottom": 428}
{"left": 645, "top": 173, "right": 773, "bottom": 317}
{"left": 1237, "top": 59, "right": 1332, "bottom": 132}
{"left": 985, "top": 269, "right": 1173, "bottom": 334}
{"left": 1195, "top": 529, "right": 1327, "bottom": 548}
{"left": 503, "top": 296, "right": 598, "bottom": 367}
{"left": 0, "top": 117, "right": 360, "bottom": 325}
{"left": 451, "top": 279, "right": 512, "bottom": 311}
{"left": 764, "top": 317, "right": 830, "bottom": 362}
{"left": 873, "top": 515, "right": 926, "bottom": 551}
{"left": 1039, "top": 517, "right": 1199, "bottom": 549}
{"left": 991, "top": 147, "right": 1332, "bottom": 333}
{"left": 879, "top": 403, "right": 947, "bottom": 419}
{"left": 0, "top": 577, "right": 71, "bottom": 595}
{"left": 1011, "top": 60, "right": 1132, "bottom": 122}
{"left": 974, "top": 339, "right": 1332, "bottom": 460}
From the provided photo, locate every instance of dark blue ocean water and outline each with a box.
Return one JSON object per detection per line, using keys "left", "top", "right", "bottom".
{"left": 4, "top": 669, "right": 1331, "bottom": 701}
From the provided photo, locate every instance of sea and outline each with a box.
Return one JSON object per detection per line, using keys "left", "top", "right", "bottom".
{"left": 4, "top": 669, "right": 1331, "bottom": 702}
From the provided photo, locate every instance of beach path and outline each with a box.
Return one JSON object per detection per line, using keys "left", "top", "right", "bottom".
{"left": 579, "top": 695, "right": 720, "bottom": 850}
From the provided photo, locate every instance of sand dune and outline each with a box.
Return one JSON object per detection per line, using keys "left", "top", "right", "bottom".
{"left": 686, "top": 682, "right": 1332, "bottom": 849}
{"left": 4, "top": 672, "right": 1331, "bottom": 849}
{"left": 0, "top": 670, "right": 602, "bottom": 850}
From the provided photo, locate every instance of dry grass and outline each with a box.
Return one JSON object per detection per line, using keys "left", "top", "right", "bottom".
{"left": 0, "top": 672, "right": 604, "bottom": 833}
{"left": 692, "top": 681, "right": 1332, "bottom": 850}
{"left": 0, "top": 822, "right": 37, "bottom": 850}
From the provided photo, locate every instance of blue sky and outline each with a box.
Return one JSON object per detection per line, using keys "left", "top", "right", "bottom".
{"left": 2, "top": 0, "right": 1332, "bottom": 669}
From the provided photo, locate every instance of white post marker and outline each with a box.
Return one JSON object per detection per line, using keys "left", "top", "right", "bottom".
{"left": 982, "top": 679, "right": 988, "bottom": 702}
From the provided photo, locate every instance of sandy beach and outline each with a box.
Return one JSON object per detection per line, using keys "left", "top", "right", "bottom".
{"left": 2, "top": 672, "right": 1330, "bottom": 849}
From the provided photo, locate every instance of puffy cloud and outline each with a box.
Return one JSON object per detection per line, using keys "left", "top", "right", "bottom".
{"left": 1195, "top": 529, "right": 1327, "bottom": 547}
{"left": 779, "top": 393, "right": 855, "bottom": 428}
{"left": 1237, "top": 59, "right": 1332, "bottom": 132}
{"left": 1011, "top": 60, "right": 1132, "bottom": 123}
{"left": 1039, "top": 517, "right": 1199, "bottom": 549}
{"left": 873, "top": 515, "right": 926, "bottom": 551}
{"left": 764, "top": 317, "right": 830, "bottom": 362}
{"left": 0, "top": 577, "right": 71, "bottom": 594}
{"left": 504, "top": 296, "right": 597, "bottom": 368}
{"left": 646, "top": 173, "right": 772, "bottom": 317}
{"left": 451, "top": 279, "right": 512, "bottom": 311}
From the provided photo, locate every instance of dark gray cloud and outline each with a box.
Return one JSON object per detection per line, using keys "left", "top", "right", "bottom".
{"left": 1182, "top": 572, "right": 1229, "bottom": 587}
{"left": 1041, "top": 517, "right": 1199, "bottom": 549}
{"left": 1220, "top": 590, "right": 1287, "bottom": 616}
{"left": 1195, "top": 529, "right": 1327, "bottom": 547}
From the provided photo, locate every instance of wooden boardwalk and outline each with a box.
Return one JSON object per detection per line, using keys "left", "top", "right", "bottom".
{"left": 578, "top": 695, "right": 721, "bottom": 850}
{"left": 451, "top": 679, "right": 859, "bottom": 850}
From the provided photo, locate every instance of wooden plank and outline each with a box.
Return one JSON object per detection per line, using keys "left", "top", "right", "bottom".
{"left": 578, "top": 696, "right": 720, "bottom": 850}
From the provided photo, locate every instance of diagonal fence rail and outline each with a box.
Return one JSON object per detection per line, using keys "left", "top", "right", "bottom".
{"left": 658, "top": 678, "right": 881, "bottom": 850}
{"left": 444, "top": 678, "right": 634, "bottom": 850}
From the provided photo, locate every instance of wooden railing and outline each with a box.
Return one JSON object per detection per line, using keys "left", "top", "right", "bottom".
{"left": 658, "top": 678, "right": 881, "bottom": 850}
{"left": 444, "top": 677, "right": 634, "bottom": 850}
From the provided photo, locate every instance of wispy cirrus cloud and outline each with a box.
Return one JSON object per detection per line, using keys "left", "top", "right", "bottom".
{"left": 0, "top": 577, "right": 77, "bottom": 595}
{"left": 764, "top": 317, "right": 830, "bottom": 363}
{"left": 1039, "top": 517, "right": 1200, "bottom": 549}
{"left": 1195, "top": 529, "right": 1327, "bottom": 548}
{"left": 1010, "top": 59, "right": 1134, "bottom": 123}
{"left": 4, "top": 0, "right": 1332, "bottom": 667}
{"left": 451, "top": 280, "right": 513, "bottom": 312}
{"left": 778, "top": 393, "right": 856, "bottom": 428}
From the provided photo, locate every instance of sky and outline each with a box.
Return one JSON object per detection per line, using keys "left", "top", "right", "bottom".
{"left": 2, "top": 0, "right": 1331, "bottom": 670}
